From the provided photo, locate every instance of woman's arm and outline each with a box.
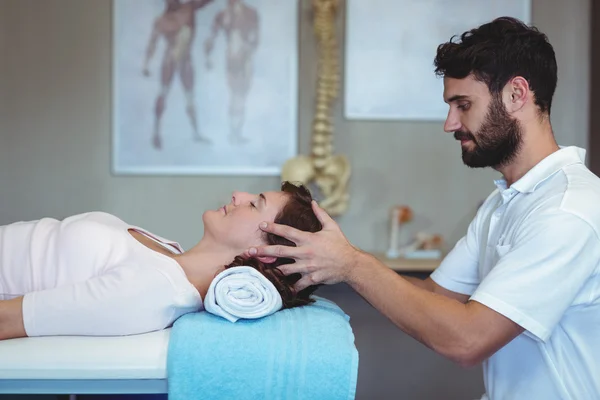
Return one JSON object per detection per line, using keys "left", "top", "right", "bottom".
{"left": 0, "top": 297, "right": 26, "bottom": 340}
{"left": 20, "top": 265, "right": 182, "bottom": 337}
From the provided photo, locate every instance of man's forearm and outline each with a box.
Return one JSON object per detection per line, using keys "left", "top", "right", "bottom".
{"left": 345, "top": 252, "right": 475, "bottom": 365}
{"left": 403, "top": 275, "right": 434, "bottom": 291}
{"left": 0, "top": 297, "right": 26, "bottom": 340}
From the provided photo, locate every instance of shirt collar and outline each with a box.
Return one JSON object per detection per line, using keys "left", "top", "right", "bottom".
{"left": 494, "top": 146, "right": 586, "bottom": 193}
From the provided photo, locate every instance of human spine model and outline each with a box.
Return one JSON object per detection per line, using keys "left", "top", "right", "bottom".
{"left": 281, "top": 0, "right": 350, "bottom": 216}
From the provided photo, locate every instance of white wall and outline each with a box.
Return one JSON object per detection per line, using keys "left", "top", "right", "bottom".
{"left": 0, "top": 0, "right": 591, "bottom": 254}
{"left": 0, "top": 1, "right": 9, "bottom": 188}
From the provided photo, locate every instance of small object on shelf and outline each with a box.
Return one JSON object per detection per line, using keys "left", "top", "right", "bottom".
{"left": 403, "top": 249, "right": 442, "bottom": 259}
{"left": 386, "top": 205, "right": 413, "bottom": 259}
{"left": 398, "top": 232, "right": 444, "bottom": 258}
{"left": 371, "top": 252, "right": 441, "bottom": 272}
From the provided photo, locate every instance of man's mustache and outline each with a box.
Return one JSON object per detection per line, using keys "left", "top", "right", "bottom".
{"left": 454, "top": 131, "right": 475, "bottom": 141}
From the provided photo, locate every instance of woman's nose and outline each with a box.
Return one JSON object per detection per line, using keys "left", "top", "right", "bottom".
{"left": 231, "top": 191, "right": 251, "bottom": 206}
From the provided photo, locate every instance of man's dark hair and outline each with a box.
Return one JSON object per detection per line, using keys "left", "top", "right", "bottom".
{"left": 434, "top": 16, "right": 557, "bottom": 115}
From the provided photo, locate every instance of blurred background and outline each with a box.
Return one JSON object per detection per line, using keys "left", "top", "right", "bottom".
{"left": 1, "top": 0, "right": 597, "bottom": 398}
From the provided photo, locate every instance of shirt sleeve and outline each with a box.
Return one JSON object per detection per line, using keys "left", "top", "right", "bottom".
{"left": 470, "top": 211, "right": 600, "bottom": 342}
{"left": 430, "top": 216, "right": 481, "bottom": 296}
{"left": 22, "top": 264, "right": 179, "bottom": 337}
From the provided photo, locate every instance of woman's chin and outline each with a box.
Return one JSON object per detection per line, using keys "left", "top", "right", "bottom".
{"left": 200, "top": 210, "right": 216, "bottom": 231}
{"left": 202, "top": 208, "right": 219, "bottom": 220}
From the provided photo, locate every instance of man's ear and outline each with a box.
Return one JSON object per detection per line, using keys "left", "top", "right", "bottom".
{"left": 505, "top": 76, "right": 529, "bottom": 113}
{"left": 257, "top": 256, "right": 277, "bottom": 264}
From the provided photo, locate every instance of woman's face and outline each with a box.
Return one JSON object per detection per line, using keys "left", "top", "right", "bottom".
{"left": 203, "top": 190, "right": 289, "bottom": 251}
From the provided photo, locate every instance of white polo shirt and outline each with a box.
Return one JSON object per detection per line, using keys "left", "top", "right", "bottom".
{"left": 431, "top": 146, "right": 600, "bottom": 400}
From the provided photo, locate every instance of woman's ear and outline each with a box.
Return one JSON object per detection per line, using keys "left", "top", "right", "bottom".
{"left": 257, "top": 255, "right": 277, "bottom": 264}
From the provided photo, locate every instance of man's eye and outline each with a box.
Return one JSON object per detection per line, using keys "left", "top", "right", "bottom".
{"left": 458, "top": 103, "right": 470, "bottom": 111}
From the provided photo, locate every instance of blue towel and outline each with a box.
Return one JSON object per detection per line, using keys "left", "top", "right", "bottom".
{"left": 167, "top": 296, "right": 359, "bottom": 400}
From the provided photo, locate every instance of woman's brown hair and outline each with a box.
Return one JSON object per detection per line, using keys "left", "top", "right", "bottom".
{"left": 224, "top": 181, "right": 323, "bottom": 308}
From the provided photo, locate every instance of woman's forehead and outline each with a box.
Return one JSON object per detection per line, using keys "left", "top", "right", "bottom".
{"left": 263, "top": 190, "right": 289, "bottom": 205}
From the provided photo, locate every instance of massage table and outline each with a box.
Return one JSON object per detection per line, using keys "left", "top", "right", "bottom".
{"left": 0, "top": 296, "right": 359, "bottom": 399}
{"left": 0, "top": 329, "right": 170, "bottom": 395}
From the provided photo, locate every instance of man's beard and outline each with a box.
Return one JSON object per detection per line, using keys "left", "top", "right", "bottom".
{"left": 454, "top": 95, "right": 523, "bottom": 169}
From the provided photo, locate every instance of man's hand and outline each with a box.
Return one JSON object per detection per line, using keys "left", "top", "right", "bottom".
{"left": 246, "top": 200, "right": 361, "bottom": 291}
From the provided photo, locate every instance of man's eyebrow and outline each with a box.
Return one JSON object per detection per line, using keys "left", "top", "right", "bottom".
{"left": 259, "top": 193, "right": 267, "bottom": 207}
{"left": 445, "top": 94, "right": 470, "bottom": 103}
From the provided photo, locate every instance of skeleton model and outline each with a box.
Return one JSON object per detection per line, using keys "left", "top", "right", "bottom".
{"left": 386, "top": 205, "right": 444, "bottom": 259}
{"left": 281, "top": 0, "right": 351, "bottom": 216}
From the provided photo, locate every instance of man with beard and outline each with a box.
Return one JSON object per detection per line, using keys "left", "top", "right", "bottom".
{"left": 246, "top": 17, "right": 600, "bottom": 399}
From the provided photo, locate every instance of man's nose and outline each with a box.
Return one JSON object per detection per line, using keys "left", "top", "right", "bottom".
{"left": 444, "top": 110, "right": 461, "bottom": 133}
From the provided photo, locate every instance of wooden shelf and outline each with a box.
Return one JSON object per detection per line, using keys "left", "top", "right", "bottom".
{"left": 370, "top": 252, "right": 442, "bottom": 272}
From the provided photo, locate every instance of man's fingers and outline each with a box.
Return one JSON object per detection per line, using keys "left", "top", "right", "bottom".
{"left": 241, "top": 249, "right": 252, "bottom": 259}
{"left": 276, "top": 262, "right": 307, "bottom": 276}
{"left": 277, "top": 264, "right": 317, "bottom": 291}
{"left": 258, "top": 221, "right": 305, "bottom": 244}
{"left": 311, "top": 200, "right": 336, "bottom": 228}
{"left": 248, "top": 244, "right": 303, "bottom": 260}
{"left": 294, "top": 275, "right": 318, "bottom": 292}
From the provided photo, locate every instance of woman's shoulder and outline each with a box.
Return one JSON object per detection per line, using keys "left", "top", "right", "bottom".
{"left": 59, "top": 212, "right": 137, "bottom": 232}
{"left": 76, "top": 211, "right": 128, "bottom": 224}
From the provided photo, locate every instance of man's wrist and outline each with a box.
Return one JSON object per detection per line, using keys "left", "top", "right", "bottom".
{"left": 342, "top": 247, "right": 371, "bottom": 285}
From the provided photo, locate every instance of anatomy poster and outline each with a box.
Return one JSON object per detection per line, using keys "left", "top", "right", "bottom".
{"left": 112, "top": 0, "right": 299, "bottom": 175}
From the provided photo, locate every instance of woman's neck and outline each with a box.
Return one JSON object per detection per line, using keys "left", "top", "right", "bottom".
{"left": 172, "top": 238, "right": 239, "bottom": 299}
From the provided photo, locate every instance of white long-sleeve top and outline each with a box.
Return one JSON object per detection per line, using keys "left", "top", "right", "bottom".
{"left": 0, "top": 212, "right": 203, "bottom": 337}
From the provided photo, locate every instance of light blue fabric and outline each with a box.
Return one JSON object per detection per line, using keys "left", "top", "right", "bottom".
{"left": 167, "top": 296, "right": 359, "bottom": 400}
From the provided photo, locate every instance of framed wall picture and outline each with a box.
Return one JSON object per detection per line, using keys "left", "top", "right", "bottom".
{"left": 344, "top": 0, "right": 531, "bottom": 121}
{"left": 112, "top": 0, "right": 299, "bottom": 175}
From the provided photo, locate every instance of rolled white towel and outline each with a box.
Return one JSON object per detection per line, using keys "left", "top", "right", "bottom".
{"left": 204, "top": 266, "right": 284, "bottom": 323}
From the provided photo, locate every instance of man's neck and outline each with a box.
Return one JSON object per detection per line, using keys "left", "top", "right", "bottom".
{"left": 497, "top": 119, "right": 559, "bottom": 187}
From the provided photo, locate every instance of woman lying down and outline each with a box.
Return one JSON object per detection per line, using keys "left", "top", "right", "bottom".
{"left": 0, "top": 182, "right": 322, "bottom": 340}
